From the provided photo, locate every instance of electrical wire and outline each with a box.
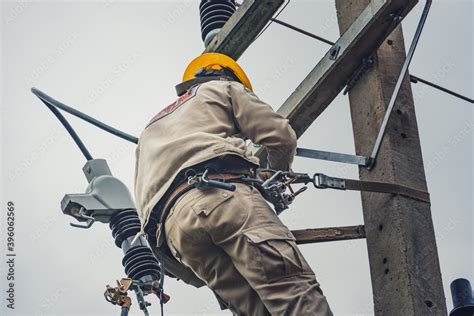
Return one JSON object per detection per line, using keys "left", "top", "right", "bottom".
{"left": 253, "top": 0, "right": 290, "bottom": 42}
{"left": 32, "top": 88, "right": 139, "bottom": 144}
{"left": 409, "top": 75, "right": 473, "bottom": 103}
{"left": 267, "top": 17, "right": 473, "bottom": 104}
{"left": 32, "top": 89, "right": 94, "bottom": 161}
{"left": 31, "top": 87, "right": 142, "bottom": 162}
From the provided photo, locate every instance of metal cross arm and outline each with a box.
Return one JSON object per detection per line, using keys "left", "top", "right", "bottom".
{"left": 277, "top": 0, "right": 418, "bottom": 137}
{"left": 255, "top": 0, "right": 418, "bottom": 165}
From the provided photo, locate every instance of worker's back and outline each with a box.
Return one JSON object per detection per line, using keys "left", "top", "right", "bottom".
{"left": 134, "top": 79, "right": 296, "bottom": 228}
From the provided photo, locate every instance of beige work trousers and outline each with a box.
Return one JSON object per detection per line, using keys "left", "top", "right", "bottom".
{"left": 163, "top": 183, "right": 333, "bottom": 316}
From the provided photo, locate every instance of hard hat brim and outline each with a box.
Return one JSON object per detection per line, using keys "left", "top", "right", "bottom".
{"left": 183, "top": 52, "right": 253, "bottom": 91}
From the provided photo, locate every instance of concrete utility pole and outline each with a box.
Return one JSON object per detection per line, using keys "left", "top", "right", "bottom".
{"left": 335, "top": 1, "right": 446, "bottom": 314}
{"left": 207, "top": 0, "right": 447, "bottom": 313}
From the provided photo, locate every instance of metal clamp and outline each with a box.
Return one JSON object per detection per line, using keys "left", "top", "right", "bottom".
{"left": 343, "top": 56, "right": 375, "bottom": 95}
{"left": 313, "top": 173, "right": 346, "bottom": 190}
{"left": 132, "top": 284, "right": 151, "bottom": 316}
{"left": 262, "top": 170, "right": 283, "bottom": 188}
{"left": 69, "top": 207, "right": 95, "bottom": 229}
{"left": 188, "top": 169, "right": 236, "bottom": 191}
{"left": 104, "top": 278, "right": 133, "bottom": 308}
{"left": 329, "top": 44, "right": 341, "bottom": 60}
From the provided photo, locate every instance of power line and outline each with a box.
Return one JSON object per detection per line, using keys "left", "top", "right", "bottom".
{"left": 32, "top": 88, "right": 94, "bottom": 161}
{"left": 254, "top": 0, "right": 290, "bottom": 41}
{"left": 32, "top": 88, "right": 139, "bottom": 144}
{"left": 269, "top": 17, "right": 473, "bottom": 104}
{"left": 409, "top": 75, "right": 473, "bottom": 103}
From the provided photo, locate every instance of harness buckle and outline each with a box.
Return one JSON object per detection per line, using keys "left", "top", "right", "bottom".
{"left": 313, "top": 173, "right": 346, "bottom": 190}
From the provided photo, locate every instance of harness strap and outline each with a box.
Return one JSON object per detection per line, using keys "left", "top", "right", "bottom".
{"left": 314, "top": 173, "right": 430, "bottom": 203}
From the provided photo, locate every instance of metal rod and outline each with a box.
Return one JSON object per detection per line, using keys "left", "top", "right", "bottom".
{"left": 296, "top": 147, "right": 368, "bottom": 166}
{"left": 367, "top": 0, "right": 432, "bottom": 169}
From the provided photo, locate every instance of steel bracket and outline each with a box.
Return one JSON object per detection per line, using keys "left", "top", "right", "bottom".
{"left": 343, "top": 56, "right": 375, "bottom": 95}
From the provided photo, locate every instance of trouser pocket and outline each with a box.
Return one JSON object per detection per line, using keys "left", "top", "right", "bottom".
{"left": 243, "top": 225, "right": 307, "bottom": 283}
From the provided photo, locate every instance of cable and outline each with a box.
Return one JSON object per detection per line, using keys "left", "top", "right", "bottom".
{"left": 410, "top": 75, "right": 473, "bottom": 103}
{"left": 31, "top": 88, "right": 139, "bottom": 144}
{"left": 268, "top": 17, "right": 473, "bottom": 104}
{"left": 121, "top": 307, "right": 129, "bottom": 316}
{"left": 253, "top": 0, "right": 290, "bottom": 42}
{"left": 33, "top": 91, "right": 94, "bottom": 161}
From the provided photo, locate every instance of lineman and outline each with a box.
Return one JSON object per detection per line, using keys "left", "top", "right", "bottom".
{"left": 134, "top": 52, "right": 333, "bottom": 315}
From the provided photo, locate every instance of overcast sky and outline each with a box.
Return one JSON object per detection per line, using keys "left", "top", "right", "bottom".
{"left": 1, "top": 1, "right": 472, "bottom": 315}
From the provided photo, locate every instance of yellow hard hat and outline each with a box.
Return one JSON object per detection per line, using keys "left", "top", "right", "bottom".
{"left": 182, "top": 52, "right": 253, "bottom": 91}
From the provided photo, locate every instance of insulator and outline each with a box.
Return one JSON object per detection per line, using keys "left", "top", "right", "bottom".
{"left": 200, "top": 0, "right": 236, "bottom": 46}
{"left": 110, "top": 208, "right": 162, "bottom": 283}
{"left": 122, "top": 246, "right": 161, "bottom": 280}
{"left": 110, "top": 209, "right": 141, "bottom": 247}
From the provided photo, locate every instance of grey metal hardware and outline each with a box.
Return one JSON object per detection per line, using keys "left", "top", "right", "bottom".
{"left": 343, "top": 56, "right": 375, "bottom": 95}
{"left": 329, "top": 44, "right": 341, "bottom": 60}
{"left": 313, "top": 173, "right": 346, "bottom": 190}
{"left": 69, "top": 207, "right": 95, "bottom": 229}
{"left": 367, "top": 0, "right": 432, "bottom": 170}
{"left": 61, "top": 159, "right": 136, "bottom": 228}
{"left": 296, "top": 147, "right": 368, "bottom": 166}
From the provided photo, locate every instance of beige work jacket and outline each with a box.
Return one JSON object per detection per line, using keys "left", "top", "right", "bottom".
{"left": 134, "top": 80, "right": 297, "bottom": 228}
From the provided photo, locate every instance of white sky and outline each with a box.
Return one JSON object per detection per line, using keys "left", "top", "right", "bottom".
{"left": 1, "top": 1, "right": 472, "bottom": 315}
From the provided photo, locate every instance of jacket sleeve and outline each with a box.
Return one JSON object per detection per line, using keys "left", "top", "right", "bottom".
{"left": 226, "top": 81, "right": 297, "bottom": 171}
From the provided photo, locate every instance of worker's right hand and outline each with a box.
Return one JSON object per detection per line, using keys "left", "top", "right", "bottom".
{"left": 257, "top": 169, "right": 276, "bottom": 182}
